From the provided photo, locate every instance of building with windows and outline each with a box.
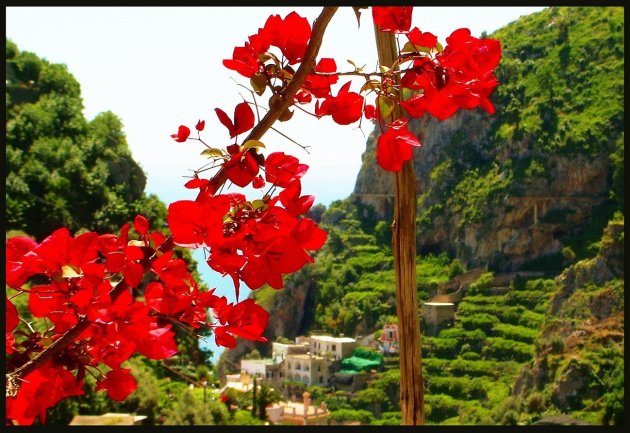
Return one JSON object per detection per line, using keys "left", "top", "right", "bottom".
{"left": 309, "top": 335, "right": 357, "bottom": 360}
{"left": 285, "top": 353, "right": 329, "bottom": 386}
{"left": 377, "top": 323, "right": 399, "bottom": 355}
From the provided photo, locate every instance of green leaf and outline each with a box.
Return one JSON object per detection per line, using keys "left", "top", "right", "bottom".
{"left": 250, "top": 73, "right": 267, "bottom": 96}
{"left": 360, "top": 80, "right": 382, "bottom": 94}
{"left": 401, "top": 41, "right": 432, "bottom": 54}
{"left": 251, "top": 199, "right": 267, "bottom": 211}
{"left": 379, "top": 65, "right": 391, "bottom": 74}
{"left": 200, "top": 148, "right": 225, "bottom": 159}
{"left": 241, "top": 140, "right": 265, "bottom": 151}
{"left": 436, "top": 42, "right": 444, "bottom": 53}
{"left": 378, "top": 97, "right": 395, "bottom": 120}
{"left": 61, "top": 264, "right": 83, "bottom": 278}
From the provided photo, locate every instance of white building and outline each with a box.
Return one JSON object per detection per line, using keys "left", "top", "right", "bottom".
{"left": 310, "top": 335, "right": 357, "bottom": 361}
{"left": 285, "top": 353, "right": 329, "bottom": 386}
{"left": 272, "top": 340, "right": 309, "bottom": 363}
{"left": 240, "top": 359, "right": 279, "bottom": 382}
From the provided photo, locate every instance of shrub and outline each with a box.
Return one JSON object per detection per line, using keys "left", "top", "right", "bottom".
{"left": 460, "top": 313, "right": 500, "bottom": 333}
{"left": 425, "top": 394, "right": 460, "bottom": 423}
{"left": 329, "top": 409, "right": 375, "bottom": 425}
{"left": 468, "top": 272, "right": 495, "bottom": 295}
{"left": 448, "top": 258, "right": 465, "bottom": 279}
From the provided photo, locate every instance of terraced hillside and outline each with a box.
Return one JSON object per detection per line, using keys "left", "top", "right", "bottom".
{"left": 421, "top": 274, "right": 558, "bottom": 424}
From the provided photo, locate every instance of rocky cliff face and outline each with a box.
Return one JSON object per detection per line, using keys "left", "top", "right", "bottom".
{"left": 512, "top": 219, "right": 624, "bottom": 414}
{"left": 352, "top": 6, "right": 623, "bottom": 272}
{"left": 353, "top": 109, "right": 612, "bottom": 271}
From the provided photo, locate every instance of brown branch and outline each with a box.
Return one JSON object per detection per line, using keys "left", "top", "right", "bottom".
{"left": 210, "top": 6, "right": 338, "bottom": 192}
{"left": 373, "top": 26, "right": 424, "bottom": 426}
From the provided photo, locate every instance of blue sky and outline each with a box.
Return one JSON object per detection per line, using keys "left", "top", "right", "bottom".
{"left": 6, "top": 6, "right": 546, "bottom": 361}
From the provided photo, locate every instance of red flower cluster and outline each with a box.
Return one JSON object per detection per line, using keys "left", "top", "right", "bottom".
{"left": 400, "top": 28, "right": 501, "bottom": 121}
{"left": 5, "top": 216, "right": 271, "bottom": 425}
{"left": 168, "top": 151, "right": 327, "bottom": 298}
{"left": 376, "top": 118, "right": 422, "bottom": 172}
{"left": 223, "top": 11, "right": 312, "bottom": 79}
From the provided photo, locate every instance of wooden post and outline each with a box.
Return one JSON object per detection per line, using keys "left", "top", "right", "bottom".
{"left": 373, "top": 25, "right": 424, "bottom": 425}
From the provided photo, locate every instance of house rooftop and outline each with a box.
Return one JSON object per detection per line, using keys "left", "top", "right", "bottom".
{"left": 310, "top": 335, "right": 356, "bottom": 343}
{"left": 288, "top": 353, "right": 325, "bottom": 360}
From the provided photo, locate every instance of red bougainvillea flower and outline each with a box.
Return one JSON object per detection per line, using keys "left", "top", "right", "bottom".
{"left": 195, "top": 119, "right": 205, "bottom": 131}
{"left": 264, "top": 152, "right": 309, "bottom": 188}
{"left": 400, "top": 28, "right": 501, "bottom": 121}
{"left": 278, "top": 179, "right": 315, "bottom": 217}
{"left": 5, "top": 235, "right": 37, "bottom": 288}
{"left": 96, "top": 368, "right": 137, "bottom": 402}
{"left": 364, "top": 104, "right": 376, "bottom": 120}
{"left": 315, "top": 81, "right": 364, "bottom": 125}
{"left": 259, "top": 12, "right": 311, "bottom": 64}
{"left": 133, "top": 214, "right": 149, "bottom": 235}
{"left": 215, "top": 102, "right": 255, "bottom": 138}
{"left": 211, "top": 298, "right": 269, "bottom": 348}
{"left": 6, "top": 297, "right": 19, "bottom": 354}
{"left": 252, "top": 175, "right": 265, "bottom": 189}
{"left": 372, "top": 6, "right": 413, "bottom": 33}
{"left": 223, "top": 11, "right": 311, "bottom": 78}
{"left": 222, "top": 149, "right": 260, "bottom": 187}
{"left": 223, "top": 43, "right": 264, "bottom": 78}
{"left": 171, "top": 125, "right": 191, "bottom": 142}
{"left": 302, "top": 58, "right": 338, "bottom": 99}
{"left": 407, "top": 27, "right": 438, "bottom": 50}
{"left": 6, "top": 361, "right": 84, "bottom": 425}
{"left": 376, "top": 118, "right": 422, "bottom": 172}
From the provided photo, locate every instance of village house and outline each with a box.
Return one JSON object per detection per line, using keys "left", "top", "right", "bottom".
{"left": 377, "top": 323, "right": 399, "bottom": 355}
{"left": 309, "top": 335, "right": 357, "bottom": 360}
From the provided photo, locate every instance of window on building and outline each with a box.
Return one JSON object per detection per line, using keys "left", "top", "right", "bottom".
{"left": 332, "top": 345, "right": 336, "bottom": 351}
{"left": 319, "top": 376, "right": 323, "bottom": 384}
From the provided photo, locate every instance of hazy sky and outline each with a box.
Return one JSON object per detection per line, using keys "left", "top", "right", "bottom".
{"left": 6, "top": 6, "right": 546, "bottom": 360}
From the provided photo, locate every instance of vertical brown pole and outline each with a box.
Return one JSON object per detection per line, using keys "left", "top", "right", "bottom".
{"left": 373, "top": 25, "right": 424, "bottom": 425}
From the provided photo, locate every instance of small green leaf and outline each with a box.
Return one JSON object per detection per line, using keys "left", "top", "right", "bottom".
{"left": 379, "top": 65, "right": 391, "bottom": 74}
{"left": 279, "top": 68, "right": 293, "bottom": 81}
{"left": 200, "top": 148, "right": 225, "bottom": 159}
{"left": 402, "top": 41, "right": 432, "bottom": 54}
{"left": 241, "top": 140, "right": 265, "bottom": 151}
{"left": 251, "top": 199, "right": 267, "bottom": 211}
{"left": 401, "top": 41, "right": 417, "bottom": 53}
{"left": 378, "top": 97, "right": 395, "bottom": 120}
{"left": 250, "top": 73, "right": 268, "bottom": 96}
{"left": 61, "top": 264, "right": 83, "bottom": 278}
{"left": 360, "top": 80, "right": 382, "bottom": 94}
{"left": 436, "top": 42, "right": 444, "bottom": 53}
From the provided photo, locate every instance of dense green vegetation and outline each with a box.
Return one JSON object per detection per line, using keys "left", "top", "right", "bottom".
{"left": 6, "top": 39, "right": 166, "bottom": 239}
{"left": 416, "top": 6, "right": 624, "bottom": 254}
{"left": 5, "top": 40, "right": 216, "bottom": 425}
